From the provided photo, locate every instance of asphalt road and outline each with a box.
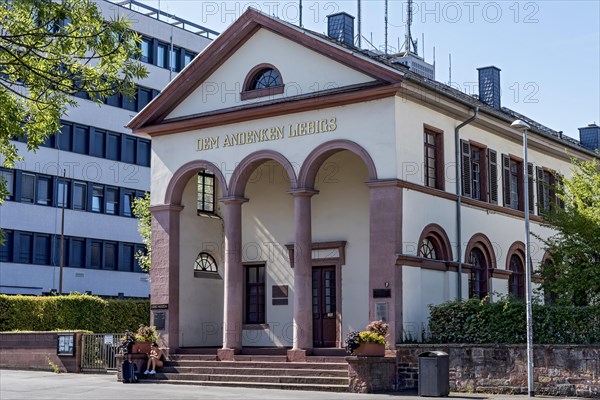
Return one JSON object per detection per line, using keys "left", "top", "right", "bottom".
{"left": 0, "top": 369, "right": 580, "bottom": 400}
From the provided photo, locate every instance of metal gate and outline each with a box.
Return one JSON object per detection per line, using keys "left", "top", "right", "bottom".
{"left": 81, "top": 333, "right": 125, "bottom": 372}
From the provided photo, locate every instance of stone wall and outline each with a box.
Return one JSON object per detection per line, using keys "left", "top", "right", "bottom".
{"left": 396, "top": 344, "right": 600, "bottom": 397}
{"left": 346, "top": 356, "right": 397, "bottom": 393}
{"left": 0, "top": 331, "right": 84, "bottom": 373}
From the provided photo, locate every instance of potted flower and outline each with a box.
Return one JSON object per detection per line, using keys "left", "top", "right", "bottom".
{"left": 345, "top": 320, "right": 388, "bottom": 356}
{"left": 132, "top": 325, "right": 159, "bottom": 354}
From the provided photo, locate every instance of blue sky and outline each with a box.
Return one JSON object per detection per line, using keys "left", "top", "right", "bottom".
{"left": 141, "top": 0, "right": 600, "bottom": 140}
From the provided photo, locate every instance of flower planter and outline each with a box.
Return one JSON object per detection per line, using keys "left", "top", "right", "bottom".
{"left": 132, "top": 341, "right": 151, "bottom": 354}
{"left": 353, "top": 342, "right": 385, "bottom": 357}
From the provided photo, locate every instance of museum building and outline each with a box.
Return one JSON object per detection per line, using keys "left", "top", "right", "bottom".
{"left": 128, "top": 9, "right": 600, "bottom": 358}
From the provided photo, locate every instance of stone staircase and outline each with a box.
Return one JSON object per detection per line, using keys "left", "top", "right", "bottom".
{"left": 141, "top": 350, "right": 349, "bottom": 392}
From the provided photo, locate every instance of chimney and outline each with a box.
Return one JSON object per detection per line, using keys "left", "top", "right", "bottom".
{"left": 477, "top": 66, "right": 501, "bottom": 110}
{"left": 578, "top": 123, "right": 600, "bottom": 152}
{"left": 327, "top": 12, "right": 355, "bottom": 47}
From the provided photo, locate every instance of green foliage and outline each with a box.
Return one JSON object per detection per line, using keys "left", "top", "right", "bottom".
{"left": 428, "top": 298, "right": 600, "bottom": 344}
{"left": 47, "top": 358, "right": 60, "bottom": 374}
{"left": 0, "top": 294, "right": 149, "bottom": 332}
{"left": 358, "top": 331, "right": 386, "bottom": 344}
{"left": 134, "top": 324, "right": 159, "bottom": 342}
{"left": 344, "top": 320, "right": 389, "bottom": 353}
{"left": 132, "top": 192, "right": 151, "bottom": 273}
{"left": 537, "top": 159, "right": 600, "bottom": 306}
{"left": 0, "top": 0, "right": 147, "bottom": 206}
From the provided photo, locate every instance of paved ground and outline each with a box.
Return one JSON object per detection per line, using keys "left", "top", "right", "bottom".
{"left": 0, "top": 369, "right": 583, "bottom": 400}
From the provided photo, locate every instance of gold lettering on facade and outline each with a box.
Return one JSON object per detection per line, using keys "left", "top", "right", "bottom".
{"left": 196, "top": 118, "right": 337, "bottom": 151}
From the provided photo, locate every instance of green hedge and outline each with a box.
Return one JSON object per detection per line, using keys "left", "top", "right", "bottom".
{"left": 428, "top": 298, "right": 600, "bottom": 344}
{"left": 0, "top": 294, "right": 149, "bottom": 333}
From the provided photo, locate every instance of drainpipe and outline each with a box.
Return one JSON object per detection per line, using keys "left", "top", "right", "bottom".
{"left": 455, "top": 106, "right": 479, "bottom": 300}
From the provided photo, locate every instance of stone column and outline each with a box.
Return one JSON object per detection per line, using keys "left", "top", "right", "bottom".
{"left": 148, "top": 204, "right": 184, "bottom": 354}
{"left": 287, "top": 189, "right": 318, "bottom": 362}
{"left": 366, "top": 181, "right": 403, "bottom": 348}
{"left": 218, "top": 197, "right": 247, "bottom": 361}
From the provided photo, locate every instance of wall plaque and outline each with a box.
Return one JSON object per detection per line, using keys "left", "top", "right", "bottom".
{"left": 151, "top": 304, "right": 168, "bottom": 310}
{"left": 153, "top": 311, "right": 166, "bottom": 330}
{"left": 272, "top": 285, "right": 289, "bottom": 306}
{"left": 373, "top": 289, "right": 391, "bottom": 298}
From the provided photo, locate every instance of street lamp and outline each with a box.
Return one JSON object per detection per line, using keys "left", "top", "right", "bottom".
{"left": 511, "top": 119, "right": 534, "bottom": 397}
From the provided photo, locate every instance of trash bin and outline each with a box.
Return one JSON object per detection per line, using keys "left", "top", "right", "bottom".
{"left": 418, "top": 351, "right": 449, "bottom": 397}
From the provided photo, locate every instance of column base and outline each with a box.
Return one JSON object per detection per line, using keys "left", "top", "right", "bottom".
{"left": 217, "top": 348, "right": 239, "bottom": 361}
{"left": 287, "top": 349, "right": 312, "bottom": 362}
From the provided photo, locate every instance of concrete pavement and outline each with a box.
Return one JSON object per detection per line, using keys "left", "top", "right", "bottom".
{"left": 0, "top": 369, "right": 582, "bottom": 400}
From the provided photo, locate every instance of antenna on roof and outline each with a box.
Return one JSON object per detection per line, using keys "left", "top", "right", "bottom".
{"left": 299, "top": 0, "right": 303, "bottom": 27}
{"left": 449, "top": 53, "right": 452, "bottom": 85}
{"left": 357, "top": 0, "right": 362, "bottom": 47}
{"left": 404, "top": 0, "right": 418, "bottom": 55}
{"left": 384, "top": 0, "right": 389, "bottom": 54}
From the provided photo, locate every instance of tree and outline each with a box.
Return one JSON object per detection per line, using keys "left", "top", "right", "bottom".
{"left": 132, "top": 192, "right": 151, "bottom": 273}
{"left": 0, "top": 0, "right": 147, "bottom": 203}
{"left": 539, "top": 159, "right": 600, "bottom": 306}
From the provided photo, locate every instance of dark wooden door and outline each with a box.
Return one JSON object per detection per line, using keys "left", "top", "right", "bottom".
{"left": 312, "top": 266, "right": 337, "bottom": 348}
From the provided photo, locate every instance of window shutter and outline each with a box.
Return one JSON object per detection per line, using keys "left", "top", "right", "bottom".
{"left": 461, "top": 140, "right": 472, "bottom": 197}
{"left": 527, "top": 163, "right": 534, "bottom": 213}
{"left": 502, "top": 154, "right": 511, "bottom": 207}
{"left": 488, "top": 149, "right": 498, "bottom": 204}
{"left": 536, "top": 166, "right": 544, "bottom": 215}
{"left": 555, "top": 173, "right": 565, "bottom": 209}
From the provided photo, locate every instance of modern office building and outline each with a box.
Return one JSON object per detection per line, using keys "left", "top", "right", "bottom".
{"left": 128, "top": 9, "right": 599, "bottom": 355}
{"left": 0, "top": 0, "right": 216, "bottom": 297}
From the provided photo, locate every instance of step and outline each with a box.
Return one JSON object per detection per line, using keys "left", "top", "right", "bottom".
{"left": 165, "top": 360, "right": 348, "bottom": 370}
{"left": 168, "top": 354, "right": 217, "bottom": 361}
{"left": 160, "top": 366, "right": 348, "bottom": 377}
{"left": 152, "top": 373, "right": 348, "bottom": 386}
{"left": 143, "top": 379, "right": 349, "bottom": 392}
{"left": 176, "top": 348, "right": 218, "bottom": 355}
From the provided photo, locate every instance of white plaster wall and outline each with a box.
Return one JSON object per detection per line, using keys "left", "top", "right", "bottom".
{"left": 490, "top": 277, "right": 509, "bottom": 302}
{"left": 166, "top": 28, "right": 375, "bottom": 119}
{"left": 401, "top": 267, "right": 457, "bottom": 341}
{"left": 178, "top": 176, "right": 225, "bottom": 347}
{"left": 401, "top": 188, "right": 556, "bottom": 337}
{"left": 402, "top": 188, "right": 555, "bottom": 271}
{"left": 241, "top": 163, "right": 295, "bottom": 347}
{"left": 312, "top": 151, "right": 370, "bottom": 338}
{"left": 151, "top": 97, "right": 397, "bottom": 205}
{"left": 0, "top": 263, "right": 149, "bottom": 297}
{"left": 395, "top": 97, "right": 578, "bottom": 193}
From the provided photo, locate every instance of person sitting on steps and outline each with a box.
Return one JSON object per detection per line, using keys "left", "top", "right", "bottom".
{"left": 144, "top": 342, "right": 165, "bottom": 375}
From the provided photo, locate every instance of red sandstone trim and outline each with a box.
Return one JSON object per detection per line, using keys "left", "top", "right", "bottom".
{"left": 229, "top": 149, "right": 298, "bottom": 197}
{"left": 299, "top": 139, "right": 378, "bottom": 188}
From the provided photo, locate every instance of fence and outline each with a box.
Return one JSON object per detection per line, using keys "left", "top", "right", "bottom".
{"left": 81, "top": 333, "right": 125, "bottom": 372}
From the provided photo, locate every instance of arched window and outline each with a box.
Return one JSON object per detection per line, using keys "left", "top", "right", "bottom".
{"left": 417, "top": 224, "right": 452, "bottom": 261}
{"left": 509, "top": 254, "right": 525, "bottom": 299}
{"left": 194, "top": 252, "right": 217, "bottom": 273}
{"left": 419, "top": 238, "right": 437, "bottom": 259}
{"left": 469, "top": 248, "right": 488, "bottom": 299}
{"left": 241, "top": 64, "right": 284, "bottom": 100}
{"left": 248, "top": 68, "right": 281, "bottom": 90}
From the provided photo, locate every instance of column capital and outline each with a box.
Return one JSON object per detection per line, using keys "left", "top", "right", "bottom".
{"left": 288, "top": 188, "right": 319, "bottom": 197}
{"left": 219, "top": 196, "right": 249, "bottom": 205}
{"left": 148, "top": 204, "right": 184, "bottom": 214}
